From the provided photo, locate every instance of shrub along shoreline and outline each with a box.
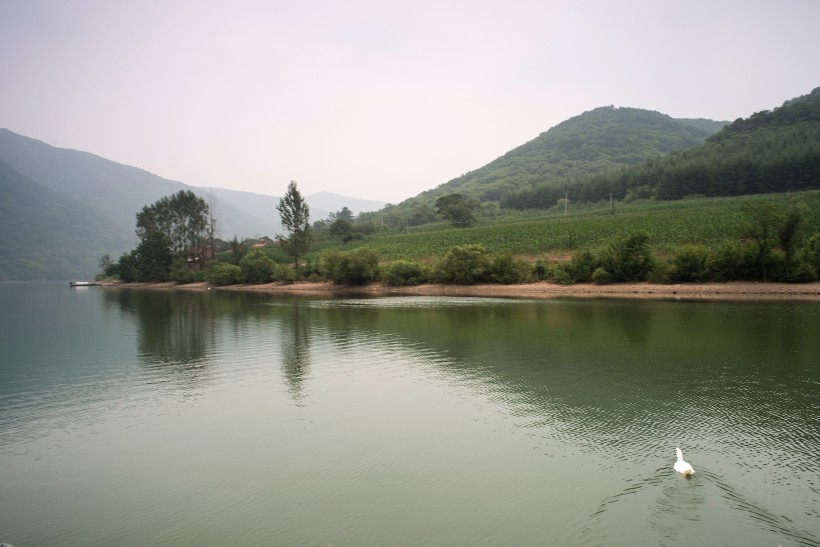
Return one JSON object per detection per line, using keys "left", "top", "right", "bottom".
{"left": 102, "top": 194, "right": 820, "bottom": 290}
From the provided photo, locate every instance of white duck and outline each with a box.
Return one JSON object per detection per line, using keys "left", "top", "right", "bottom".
{"left": 674, "top": 447, "right": 695, "bottom": 476}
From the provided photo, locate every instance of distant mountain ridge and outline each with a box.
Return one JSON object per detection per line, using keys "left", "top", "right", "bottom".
{"left": 202, "top": 187, "right": 387, "bottom": 233}
{"left": 0, "top": 129, "right": 276, "bottom": 240}
{"left": 302, "top": 191, "right": 387, "bottom": 215}
{"left": 0, "top": 129, "right": 386, "bottom": 280}
{"left": 0, "top": 158, "right": 121, "bottom": 280}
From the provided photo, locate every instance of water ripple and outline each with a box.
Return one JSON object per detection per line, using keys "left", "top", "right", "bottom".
{"left": 3, "top": 289, "right": 818, "bottom": 546}
{"left": 582, "top": 466, "right": 820, "bottom": 547}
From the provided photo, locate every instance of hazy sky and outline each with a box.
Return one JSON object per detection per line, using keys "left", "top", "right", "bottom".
{"left": 1, "top": 1, "right": 818, "bottom": 203}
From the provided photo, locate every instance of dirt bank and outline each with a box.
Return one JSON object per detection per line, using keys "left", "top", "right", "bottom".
{"left": 113, "top": 280, "right": 820, "bottom": 301}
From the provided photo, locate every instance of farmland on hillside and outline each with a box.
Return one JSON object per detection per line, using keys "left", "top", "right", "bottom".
{"left": 311, "top": 191, "right": 820, "bottom": 261}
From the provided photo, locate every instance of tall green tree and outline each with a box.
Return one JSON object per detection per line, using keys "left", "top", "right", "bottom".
{"left": 330, "top": 206, "right": 355, "bottom": 222}
{"left": 136, "top": 190, "right": 213, "bottom": 263}
{"left": 228, "top": 236, "right": 248, "bottom": 265}
{"left": 779, "top": 199, "right": 807, "bottom": 279}
{"left": 329, "top": 217, "right": 356, "bottom": 242}
{"left": 133, "top": 231, "right": 173, "bottom": 281}
{"left": 97, "top": 253, "right": 116, "bottom": 278}
{"left": 276, "top": 181, "right": 311, "bottom": 272}
{"left": 740, "top": 202, "right": 782, "bottom": 281}
{"left": 436, "top": 193, "right": 480, "bottom": 228}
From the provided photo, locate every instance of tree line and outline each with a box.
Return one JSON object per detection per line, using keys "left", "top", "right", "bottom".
{"left": 101, "top": 183, "right": 313, "bottom": 283}
{"left": 100, "top": 189, "right": 820, "bottom": 286}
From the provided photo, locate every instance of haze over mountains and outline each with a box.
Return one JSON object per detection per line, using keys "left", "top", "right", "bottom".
{"left": 0, "top": 128, "right": 386, "bottom": 280}
{"left": 3, "top": 88, "right": 816, "bottom": 281}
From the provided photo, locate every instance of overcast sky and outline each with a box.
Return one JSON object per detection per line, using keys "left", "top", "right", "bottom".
{"left": 1, "top": 1, "right": 818, "bottom": 203}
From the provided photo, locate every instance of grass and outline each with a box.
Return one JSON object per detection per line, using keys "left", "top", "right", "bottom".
{"left": 308, "top": 190, "right": 820, "bottom": 262}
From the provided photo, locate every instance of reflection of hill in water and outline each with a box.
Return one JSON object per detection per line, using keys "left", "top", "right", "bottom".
{"left": 104, "top": 290, "right": 820, "bottom": 481}
{"left": 98, "top": 290, "right": 819, "bottom": 544}
{"left": 305, "top": 297, "right": 820, "bottom": 546}
{"left": 300, "top": 297, "right": 820, "bottom": 471}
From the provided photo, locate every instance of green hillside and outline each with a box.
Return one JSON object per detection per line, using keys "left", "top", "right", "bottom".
{"left": 0, "top": 159, "right": 126, "bottom": 280}
{"left": 405, "top": 107, "right": 726, "bottom": 206}
{"left": 314, "top": 191, "right": 820, "bottom": 261}
{"left": 502, "top": 88, "right": 820, "bottom": 208}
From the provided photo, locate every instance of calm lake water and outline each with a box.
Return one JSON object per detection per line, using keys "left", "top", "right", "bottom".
{"left": 1, "top": 283, "right": 818, "bottom": 546}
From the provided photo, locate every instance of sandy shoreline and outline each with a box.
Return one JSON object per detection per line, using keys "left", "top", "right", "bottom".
{"left": 111, "top": 280, "right": 820, "bottom": 301}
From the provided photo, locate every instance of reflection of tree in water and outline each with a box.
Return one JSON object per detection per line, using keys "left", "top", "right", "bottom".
{"left": 358, "top": 299, "right": 820, "bottom": 473}
{"left": 280, "top": 301, "right": 312, "bottom": 404}
{"left": 105, "top": 289, "right": 215, "bottom": 391}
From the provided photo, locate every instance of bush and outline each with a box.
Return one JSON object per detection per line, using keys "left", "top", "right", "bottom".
{"left": 489, "top": 252, "right": 530, "bottom": 284}
{"left": 706, "top": 241, "right": 746, "bottom": 281}
{"left": 765, "top": 251, "right": 787, "bottom": 282}
{"left": 548, "top": 267, "right": 574, "bottom": 285}
{"left": 272, "top": 263, "right": 295, "bottom": 283}
{"left": 323, "top": 248, "right": 380, "bottom": 285}
{"left": 531, "top": 258, "right": 549, "bottom": 281}
{"left": 300, "top": 257, "right": 321, "bottom": 280}
{"left": 591, "top": 267, "right": 611, "bottom": 284}
{"left": 239, "top": 249, "right": 276, "bottom": 284}
{"left": 381, "top": 260, "right": 430, "bottom": 286}
{"left": 433, "top": 244, "right": 491, "bottom": 284}
{"left": 600, "top": 231, "right": 654, "bottom": 282}
{"left": 798, "top": 232, "right": 820, "bottom": 277}
{"left": 208, "top": 263, "right": 243, "bottom": 286}
{"left": 558, "top": 249, "right": 598, "bottom": 283}
{"left": 786, "top": 259, "right": 818, "bottom": 282}
{"left": 169, "top": 259, "right": 202, "bottom": 284}
{"left": 734, "top": 240, "right": 781, "bottom": 281}
{"left": 669, "top": 244, "right": 710, "bottom": 282}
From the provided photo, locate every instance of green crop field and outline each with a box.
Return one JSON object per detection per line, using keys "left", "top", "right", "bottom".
{"left": 309, "top": 190, "right": 820, "bottom": 262}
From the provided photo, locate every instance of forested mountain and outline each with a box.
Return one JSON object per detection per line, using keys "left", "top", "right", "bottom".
{"left": 502, "top": 88, "right": 820, "bottom": 209}
{"left": 0, "top": 129, "right": 282, "bottom": 243}
{"left": 405, "top": 107, "right": 727, "bottom": 206}
{"left": 0, "top": 129, "right": 383, "bottom": 280}
{"left": 0, "top": 159, "right": 122, "bottom": 280}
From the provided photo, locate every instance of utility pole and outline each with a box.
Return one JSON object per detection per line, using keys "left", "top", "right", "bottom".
{"left": 610, "top": 193, "right": 614, "bottom": 215}
{"left": 564, "top": 193, "right": 568, "bottom": 216}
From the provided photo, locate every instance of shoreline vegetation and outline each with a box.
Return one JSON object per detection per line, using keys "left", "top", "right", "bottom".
{"left": 107, "top": 280, "right": 820, "bottom": 301}
{"left": 95, "top": 189, "right": 820, "bottom": 295}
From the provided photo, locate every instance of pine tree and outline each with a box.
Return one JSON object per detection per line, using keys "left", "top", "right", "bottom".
{"left": 276, "top": 181, "right": 311, "bottom": 275}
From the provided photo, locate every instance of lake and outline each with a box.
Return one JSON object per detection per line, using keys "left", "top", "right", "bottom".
{"left": 1, "top": 283, "right": 818, "bottom": 546}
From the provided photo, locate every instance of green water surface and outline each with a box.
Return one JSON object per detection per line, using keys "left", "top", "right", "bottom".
{"left": 0, "top": 284, "right": 818, "bottom": 546}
